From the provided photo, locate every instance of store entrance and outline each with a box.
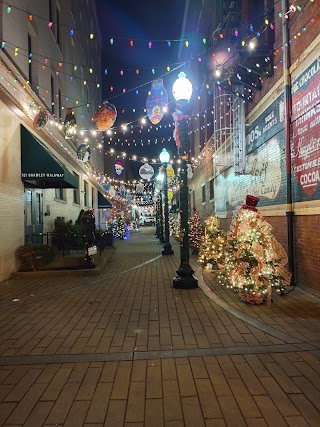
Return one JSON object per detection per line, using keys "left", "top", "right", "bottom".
{"left": 24, "top": 188, "right": 43, "bottom": 239}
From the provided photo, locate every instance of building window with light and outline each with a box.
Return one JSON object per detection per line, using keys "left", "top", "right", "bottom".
{"left": 55, "top": 187, "right": 65, "bottom": 201}
{"left": 51, "top": 76, "right": 55, "bottom": 115}
{"left": 209, "top": 179, "right": 214, "bottom": 201}
{"left": 202, "top": 184, "right": 206, "bottom": 204}
{"left": 84, "top": 180, "right": 88, "bottom": 207}
{"left": 73, "top": 173, "right": 79, "bottom": 205}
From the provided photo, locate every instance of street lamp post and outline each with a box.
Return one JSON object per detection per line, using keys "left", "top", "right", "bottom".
{"left": 160, "top": 148, "right": 174, "bottom": 255}
{"left": 172, "top": 72, "right": 198, "bottom": 289}
{"left": 156, "top": 171, "right": 165, "bottom": 243}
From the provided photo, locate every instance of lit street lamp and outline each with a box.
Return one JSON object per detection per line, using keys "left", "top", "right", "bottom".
{"left": 172, "top": 72, "right": 198, "bottom": 289}
{"left": 159, "top": 148, "right": 174, "bottom": 256}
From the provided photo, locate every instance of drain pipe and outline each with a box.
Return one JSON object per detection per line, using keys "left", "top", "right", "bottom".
{"left": 281, "top": 0, "right": 295, "bottom": 286}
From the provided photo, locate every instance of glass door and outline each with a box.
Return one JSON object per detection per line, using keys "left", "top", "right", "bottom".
{"left": 25, "top": 189, "right": 43, "bottom": 241}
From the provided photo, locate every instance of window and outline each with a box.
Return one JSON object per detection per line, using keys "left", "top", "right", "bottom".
{"left": 209, "top": 179, "right": 214, "bottom": 201}
{"left": 55, "top": 188, "right": 64, "bottom": 200}
{"left": 58, "top": 89, "right": 62, "bottom": 120}
{"left": 91, "top": 187, "right": 95, "bottom": 208}
{"left": 28, "top": 34, "right": 32, "bottom": 84}
{"left": 192, "top": 191, "right": 195, "bottom": 211}
{"left": 56, "top": 7, "right": 60, "bottom": 47}
{"left": 26, "top": 190, "right": 33, "bottom": 226}
{"left": 84, "top": 180, "right": 88, "bottom": 206}
{"left": 202, "top": 184, "right": 206, "bottom": 204}
{"left": 51, "top": 76, "right": 55, "bottom": 115}
{"left": 48, "top": 0, "right": 53, "bottom": 22}
{"left": 73, "top": 173, "right": 79, "bottom": 204}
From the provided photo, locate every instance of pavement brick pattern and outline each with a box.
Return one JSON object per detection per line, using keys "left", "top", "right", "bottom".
{"left": 0, "top": 228, "right": 319, "bottom": 426}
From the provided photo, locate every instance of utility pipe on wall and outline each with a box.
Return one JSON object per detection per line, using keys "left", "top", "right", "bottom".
{"left": 281, "top": 0, "right": 295, "bottom": 285}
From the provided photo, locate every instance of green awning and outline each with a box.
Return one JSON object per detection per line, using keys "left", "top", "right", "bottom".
{"left": 21, "top": 125, "right": 78, "bottom": 189}
{"left": 98, "top": 191, "right": 112, "bottom": 208}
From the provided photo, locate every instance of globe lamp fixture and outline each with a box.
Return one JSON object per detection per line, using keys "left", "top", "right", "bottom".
{"left": 159, "top": 148, "right": 170, "bottom": 164}
{"left": 172, "top": 72, "right": 193, "bottom": 102}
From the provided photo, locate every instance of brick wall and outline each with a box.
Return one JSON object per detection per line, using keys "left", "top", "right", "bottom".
{"left": 294, "top": 215, "right": 320, "bottom": 290}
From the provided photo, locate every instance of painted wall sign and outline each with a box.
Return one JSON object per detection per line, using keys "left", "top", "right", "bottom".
{"left": 215, "top": 138, "right": 282, "bottom": 217}
{"left": 246, "top": 95, "right": 284, "bottom": 152}
{"left": 292, "top": 55, "right": 320, "bottom": 198}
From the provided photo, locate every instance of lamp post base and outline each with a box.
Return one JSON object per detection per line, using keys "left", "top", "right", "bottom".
{"left": 173, "top": 262, "right": 198, "bottom": 289}
{"left": 162, "top": 242, "right": 174, "bottom": 256}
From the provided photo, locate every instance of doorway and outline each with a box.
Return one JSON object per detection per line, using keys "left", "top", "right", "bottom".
{"left": 24, "top": 188, "right": 43, "bottom": 240}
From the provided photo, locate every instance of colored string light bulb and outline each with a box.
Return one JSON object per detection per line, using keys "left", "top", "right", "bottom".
{"left": 48, "top": 21, "right": 53, "bottom": 27}
{"left": 90, "top": 33, "right": 94, "bottom": 39}
{"left": 7, "top": 6, "right": 11, "bottom": 13}
{"left": 110, "top": 38, "right": 114, "bottom": 44}
{"left": 70, "top": 29, "right": 74, "bottom": 36}
{"left": 130, "top": 40, "right": 134, "bottom": 46}
{"left": 104, "top": 69, "right": 108, "bottom": 75}
{"left": 202, "top": 38, "right": 206, "bottom": 44}
{"left": 167, "top": 41, "right": 171, "bottom": 47}
{"left": 148, "top": 41, "right": 152, "bottom": 48}
{"left": 28, "top": 14, "right": 32, "bottom": 21}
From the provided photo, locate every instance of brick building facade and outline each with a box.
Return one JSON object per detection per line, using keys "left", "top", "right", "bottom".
{"left": 182, "top": 0, "right": 320, "bottom": 292}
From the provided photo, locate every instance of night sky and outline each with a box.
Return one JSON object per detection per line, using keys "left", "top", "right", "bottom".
{"left": 95, "top": 0, "right": 187, "bottom": 177}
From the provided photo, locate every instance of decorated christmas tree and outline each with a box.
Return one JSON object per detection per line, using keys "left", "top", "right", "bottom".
{"left": 219, "top": 195, "right": 291, "bottom": 305}
{"left": 115, "top": 217, "right": 126, "bottom": 239}
{"left": 170, "top": 213, "right": 181, "bottom": 240}
{"left": 198, "top": 215, "right": 225, "bottom": 269}
{"left": 189, "top": 210, "right": 203, "bottom": 254}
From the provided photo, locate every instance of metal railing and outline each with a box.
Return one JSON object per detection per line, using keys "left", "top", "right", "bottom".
{"left": 25, "top": 232, "right": 114, "bottom": 257}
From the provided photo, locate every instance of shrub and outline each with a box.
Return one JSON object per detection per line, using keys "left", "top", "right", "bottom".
{"left": 16, "top": 244, "right": 57, "bottom": 271}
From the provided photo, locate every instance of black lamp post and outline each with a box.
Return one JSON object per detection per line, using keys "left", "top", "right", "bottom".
{"left": 160, "top": 148, "right": 174, "bottom": 255}
{"left": 172, "top": 72, "right": 198, "bottom": 289}
{"left": 156, "top": 171, "right": 165, "bottom": 243}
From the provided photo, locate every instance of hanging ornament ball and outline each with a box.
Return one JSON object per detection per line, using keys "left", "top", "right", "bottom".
{"left": 139, "top": 163, "right": 154, "bottom": 180}
{"left": 33, "top": 109, "right": 48, "bottom": 130}
{"left": 77, "top": 144, "right": 91, "bottom": 162}
{"left": 93, "top": 100, "right": 117, "bottom": 131}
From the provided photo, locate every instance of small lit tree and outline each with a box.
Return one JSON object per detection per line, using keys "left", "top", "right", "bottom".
{"left": 189, "top": 210, "right": 203, "bottom": 254}
{"left": 219, "top": 195, "right": 291, "bottom": 305}
{"left": 115, "top": 216, "right": 126, "bottom": 239}
{"left": 198, "top": 215, "right": 225, "bottom": 269}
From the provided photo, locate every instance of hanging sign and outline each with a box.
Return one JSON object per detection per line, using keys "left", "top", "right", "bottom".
{"left": 93, "top": 100, "right": 117, "bottom": 131}
{"left": 113, "top": 159, "right": 125, "bottom": 177}
{"left": 146, "top": 79, "right": 168, "bottom": 124}
{"left": 166, "top": 166, "right": 175, "bottom": 179}
{"left": 109, "top": 186, "right": 116, "bottom": 197}
{"left": 77, "top": 144, "right": 91, "bottom": 162}
{"left": 102, "top": 183, "right": 110, "bottom": 192}
{"left": 139, "top": 163, "right": 154, "bottom": 180}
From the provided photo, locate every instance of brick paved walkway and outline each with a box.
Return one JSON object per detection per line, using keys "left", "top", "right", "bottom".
{"left": 0, "top": 228, "right": 319, "bottom": 426}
